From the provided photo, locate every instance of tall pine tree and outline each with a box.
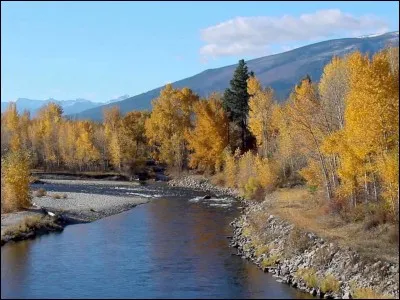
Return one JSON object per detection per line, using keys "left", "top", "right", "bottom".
{"left": 223, "top": 59, "right": 251, "bottom": 151}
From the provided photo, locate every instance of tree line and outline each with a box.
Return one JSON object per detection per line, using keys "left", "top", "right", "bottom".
{"left": 1, "top": 46, "right": 398, "bottom": 221}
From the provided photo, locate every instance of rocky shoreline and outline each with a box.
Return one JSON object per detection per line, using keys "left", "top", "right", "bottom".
{"left": 168, "top": 175, "right": 399, "bottom": 299}
{"left": 168, "top": 175, "right": 241, "bottom": 198}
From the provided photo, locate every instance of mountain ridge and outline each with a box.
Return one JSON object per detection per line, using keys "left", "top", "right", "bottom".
{"left": 73, "top": 31, "right": 398, "bottom": 121}
{"left": 0, "top": 96, "right": 131, "bottom": 116}
{"left": 4, "top": 31, "right": 398, "bottom": 120}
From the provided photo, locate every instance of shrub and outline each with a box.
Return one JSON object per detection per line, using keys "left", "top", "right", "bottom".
{"left": 1, "top": 150, "right": 32, "bottom": 213}
{"left": 254, "top": 244, "right": 270, "bottom": 257}
{"left": 237, "top": 151, "right": 257, "bottom": 192}
{"left": 286, "top": 227, "right": 310, "bottom": 255}
{"left": 223, "top": 148, "right": 239, "bottom": 188}
{"left": 308, "top": 185, "right": 318, "bottom": 194}
{"left": 351, "top": 286, "right": 394, "bottom": 299}
{"left": 296, "top": 268, "right": 319, "bottom": 288}
{"left": 51, "top": 193, "right": 62, "bottom": 199}
{"left": 211, "top": 172, "right": 225, "bottom": 187}
{"left": 389, "top": 224, "right": 399, "bottom": 245}
{"left": 320, "top": 274, "right": 340, "bottom": 293}
{"left": 298, "top": 160, "right": 323, "bottom": 189}
{"left": 254, "top": 155, "right": 278, "bottom": 193}
{"left": 261, "top": 254, "right": 280, "bottom": 268}
{"left": 34, "top": 188, "right": 47, "bottom": 197}
{"left": 313, "top": 247, "right": 332, "bottom": 267}
{"left": 243, "top": 177, "right": 261, "bottom": 200}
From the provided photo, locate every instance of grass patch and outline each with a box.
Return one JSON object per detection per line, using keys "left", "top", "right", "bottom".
{"left": 285, "top": 227, "right": 311, "bottom": 256}
{"left": 261, "top": 254, "right": 280, "bottom": 268}
{"left": 351, "top": 286, "right": 394, "bottom": 299}
{"left": 2, "top": 215, "right": 62, "bottom": 238}
{"left": 296, "top": 268, "right": 319, "bottom": 288}
{"left": 264, "top": 187, "right": 399, "bottom": 263}
{"left": 242, "top": 226, "right": 252, "bottom": 237}
{"left": 320, "top": 274, "right": 340, "bottom": 293}
{"left": 254, "top": 244, "right": 270, "bottom": 257}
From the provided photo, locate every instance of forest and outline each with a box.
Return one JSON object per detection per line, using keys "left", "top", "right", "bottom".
{"left": 1, "top": 46, "right": 399, "bottom": 225}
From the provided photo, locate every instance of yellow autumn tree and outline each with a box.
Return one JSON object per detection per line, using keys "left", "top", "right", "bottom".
{"left": 1, "top": 150, "right": 32, "bottom": 212}
{"left": 145, "top": 84, "right": 199, "bottom": 170}
{"left": 36, "top": 102, "right": 63, "bottom": 170}
{"left": 285, "top": 76, "right": 334, "bottom": 200}
{"left": 119, "top": 111, "right": 149, "bottom": 171}
{"left": 185, "top": 93, "right": 229, "bottom": 173}
{"left": 2, "top": 102, "right": 21, "bottom": 152}
{"left": 58, "top": 120, "right": 78, "bottom": 169}
{"left": 247, "top": 76, "right": 276, "bottom": 157}
{"left": 75, "top": 121, "right": 100, "bottom": 171}
{"left": 345, "top": 49, "right": 398, "bottom": 209}
{"left": 103, "top": 106, "right": 122, "bottom": 170}
{"left": 223, "top": 147, "right": 240, "bottom": 188}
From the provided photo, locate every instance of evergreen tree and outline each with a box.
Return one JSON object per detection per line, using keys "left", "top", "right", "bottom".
{"left": 222, "top": 59, "right": 251, "bottom": 151}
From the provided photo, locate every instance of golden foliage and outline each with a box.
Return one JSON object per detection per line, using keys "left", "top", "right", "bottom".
{"left": 1, "top": 150, "right": 32, "bottom": 212}
{"left": 145, "top": 84, "right": 199, "bottom": 169}
{"left": 185, "top": 94, "right": 229, "bottom": 172}
{"left": 248, "top": 76, "right": 276, "bottom": 157}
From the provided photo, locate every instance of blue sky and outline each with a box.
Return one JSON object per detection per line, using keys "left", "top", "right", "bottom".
{"left": 1, "top": 1, "right": 399, "bottom": 103}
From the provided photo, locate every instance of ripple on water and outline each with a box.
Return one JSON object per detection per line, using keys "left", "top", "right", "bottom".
{"left": 125, "top": 192, "right": 162, "bottom": 198}
{"left": 188, "top": 196, "right": 235, "bottom": 208}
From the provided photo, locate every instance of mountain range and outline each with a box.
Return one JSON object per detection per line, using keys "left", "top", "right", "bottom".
{"left": 0, "top": 95, "right": 131, "bottom": 117}
{"left": 3, "top": 31, "right": 398, "bottom": 121}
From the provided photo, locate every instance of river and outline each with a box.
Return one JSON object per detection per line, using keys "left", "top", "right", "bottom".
{"left": 1, "top": 181, "right": 312, "bottom": 299}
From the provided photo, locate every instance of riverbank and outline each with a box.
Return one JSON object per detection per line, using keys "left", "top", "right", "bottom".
{"left": 168, "top": 174, "right": 241, "bottom": 198}
{"left": 1, "top": 183, "right": 150, "bottom": 246}
{"left": 168, "top": 175, "right": 399, "bottom": 299}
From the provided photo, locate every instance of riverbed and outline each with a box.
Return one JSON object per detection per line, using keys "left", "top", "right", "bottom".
{"left": 1, "top": 181, "right": 312, "bottom": 299}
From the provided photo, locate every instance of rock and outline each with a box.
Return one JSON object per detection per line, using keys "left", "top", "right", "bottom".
{"left": 280, "top": 266, "right": 289, "bottom": 276}
{"left": 342, "top": 292, "right": 352, "bottom": 299}
{"left": 203, "top": 195, "right": 211, "bottom": 199}
{"left": 317, "top": 289, "right": 324, "bottom": 298}
{"left": 310, "top": 288, "right": 317, "bottom": 296}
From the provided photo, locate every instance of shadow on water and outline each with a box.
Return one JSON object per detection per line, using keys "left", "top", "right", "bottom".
{"left": 1, "top": 182, "right": 313, "bottom": 299}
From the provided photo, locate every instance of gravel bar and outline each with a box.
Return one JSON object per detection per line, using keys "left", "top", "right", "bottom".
{"left": 39, "top": 179, "right": 142, "bottom": 186}
{"left": 33, "top": 192, "right": 149, "bottom": 222}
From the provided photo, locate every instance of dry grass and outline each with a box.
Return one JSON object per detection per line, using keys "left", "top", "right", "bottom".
{"left": 261, "top": 254, "right": 280, "bottom": 268}
{"left": 264, "top": 187, "right": 399, "bottom": 263}
{"left": 210, "top": 172, "right": 226, "bottom": 187}
{"left": 254, "top": 244, "right": 270, "bottom": 257}
{"left": 351, "top": 286, "right": 394, "bottom": 299}
{"left": 2, "top": 215, "right": 61, "bottom": 237}
{"left": 285, "top": 227, "right": 311, "bottom": 256}
{"left": 296, "top": 268, "right": 319, "bottom": 288}
{"left": 33, "top": 188, "right": 47, "bottom": 197}
{"left": 51, "top": 193, "right": 67, "bottom": 199}
{"left": 320, "top": 274, "right": 340, "bottom": 293}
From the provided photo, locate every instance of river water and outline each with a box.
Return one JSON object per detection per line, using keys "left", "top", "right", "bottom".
{"left": 1, "top": 182, "right": 311, "bottom": 299}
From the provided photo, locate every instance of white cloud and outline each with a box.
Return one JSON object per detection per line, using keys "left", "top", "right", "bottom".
{"left": 200, "top": 9, "right": 389, "bottom": 58}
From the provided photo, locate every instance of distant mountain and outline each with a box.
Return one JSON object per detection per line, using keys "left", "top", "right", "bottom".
{"left": 106, "top": 95, "right": 131, "bottom": 104}
{"left": 1, "top": 96, "right": 130, "bottom": 117}
{"left": 0, "top": 98, "right": 101, "bottom": 116}
{"left": 72, "top": 31, "right": 398, "bottom": 121}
